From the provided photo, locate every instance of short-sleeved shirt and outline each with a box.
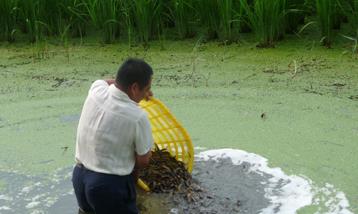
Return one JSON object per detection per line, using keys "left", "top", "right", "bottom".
{"left": 75, "top": 80, "right": 153, "bottom": 176}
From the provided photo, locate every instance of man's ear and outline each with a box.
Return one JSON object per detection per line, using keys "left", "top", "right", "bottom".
{"left": 127, "top": 83, "right": 137, "bottom": 97}
{"left": 132, "top": 82, "right": 140, "bottom": 92}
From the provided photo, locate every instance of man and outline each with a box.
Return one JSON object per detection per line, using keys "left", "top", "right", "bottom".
{"left": 72, "top": 58, "right": 154, "bottom": 214}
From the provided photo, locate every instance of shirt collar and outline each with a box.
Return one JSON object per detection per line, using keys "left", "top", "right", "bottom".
{"left": 109, "top": 84, "right": 138, "bottom": 105}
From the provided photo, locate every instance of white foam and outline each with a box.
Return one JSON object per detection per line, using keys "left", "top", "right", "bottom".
{"left": 26, "top": 201, "right": 40, "bottom": 209}
{"left": 314, "top": 183, "right": 353, "bottom": 214}
{"left": 21, "top": 186, "right": 34, "bottom": 194}
{"left": 0, "top": 194, "right": 13, "bottom": 201}
{"left": 31, "top": 193, "right": 45, "bottom": 201}
{"left": 194, "top": 146, "right": 207, "bottom": 151}
{"left": 44, "top": 196, "right": 58, "bottom": 208}
{"left": 30, "top": 210, "right": 45, "bottom": 214}
{"left": 196, "top": 149, "right": 352, "bottom": 214}
{"left": 0, "top": 206, "right": 11, "bottom": 210}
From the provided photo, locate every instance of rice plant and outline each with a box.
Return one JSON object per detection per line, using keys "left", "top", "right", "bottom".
{"left": 169, "top": 0, "right": 195, "bottom": 39}
{"left": 285, "top": 0, "right": 306, "bottom": 34}
{"left": 217, "top": 0, "right": 237, "bottom": 42}
{"left": 241, "top": 0, "right": 287, "bottom": 47}
{"left": 84, "top": 0, "right": 121, "bottom": 43}
{"left": 349, "top": 0, "right": 358, "bottom": 36}
{"left": 41, "top": 0, "right": 79, "bottom": 36}
{"left": 99, "top": 0, "right": 121, "bottom": 43}
{"left": 238, "top": 0, "right": 253, "bottom": 33}
{"left": 304, "top": 0, "right": 316, "bottom": 14}
{"left": 0, "top": 0, "right": 19, "bottom": 42}
{"left": 195, "top": 0, "right": 221, "bottom": 40}
{"left": 0, "top": 0, "right": 354, "bottom": 47}
{"left": 40, "top": 0, "right": 61, "bottom": 36}
{"left": 124, "top": 0, "right": 165, "bottom": 47}
{"left": 63, "top": 0, "right": 88, "bottom": 38}
{"left": 338, "top": 0, "right": 358, "bottom": 55}
{"left": 18, "top": 0, "right": 45, "bottom": 42}
{"left": 340, "top": 0, "right": 358, "bottom": 36}
{"left": 316, "top": 0, "right": 340, "bottom": 47}
{"left": 120, "top": 1, "right": 134, "bottom": 47}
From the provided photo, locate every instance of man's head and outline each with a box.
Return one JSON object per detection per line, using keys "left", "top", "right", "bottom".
{"left": 115, "top": 58, "right": 153, "bottom": 103}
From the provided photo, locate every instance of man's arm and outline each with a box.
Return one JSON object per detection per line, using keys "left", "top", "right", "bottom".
{"left": 135, "top": 150, "right": 152, "bottom": 169}
{"left": 133, "top": 112, "right": 153, "bottom": 180}
{"left": 132, "top": 150, "right": 152, "bottom": 181}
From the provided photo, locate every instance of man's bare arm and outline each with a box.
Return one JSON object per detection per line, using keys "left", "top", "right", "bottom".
{"left": 135, "top": 150, "right": 152, "bottom": 169}
{"left": 132, "top": 151, "right": 152, "bottom": 181}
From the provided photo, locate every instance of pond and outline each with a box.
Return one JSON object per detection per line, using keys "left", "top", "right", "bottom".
{"left": 0, "top": 39, "right": 357, "bottom": 213}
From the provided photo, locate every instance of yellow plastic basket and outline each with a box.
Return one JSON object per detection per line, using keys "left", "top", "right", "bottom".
{"left": 137, "top": 98, "right": 194, "bottom": 191}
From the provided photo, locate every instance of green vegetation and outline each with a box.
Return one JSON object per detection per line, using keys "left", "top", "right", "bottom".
{"left": 285, "top": 0, "right": 305, "bottom": 34}
{"left": 315, "top": 0, "right": 339, "bottom": 47}
{"left": 0, "top": 0, "right": 18, "bottom": 42}
{"left": 169, "top": 0, "right": 194, "bottom": 39}
{"left": 340, "top": 0, "right": 358, "bottom": 36}
{"left": 84, "top": 0, "right": 121, "bottom": 43}
{"left": 240, "top": 0, "right": 286, "bottom": 47}
{"left": 130, "top": 0, "right": 164, "bottom": 47}
{"left": 0, "top": 0, "right": 358, "bottom": 47}
{"left": 217, "top": 0, "right": 239, "bottom": 42}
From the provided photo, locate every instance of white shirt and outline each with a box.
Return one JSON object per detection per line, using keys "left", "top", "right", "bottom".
{"left": 75, "top": 80, "right": 153, "bottom": 176}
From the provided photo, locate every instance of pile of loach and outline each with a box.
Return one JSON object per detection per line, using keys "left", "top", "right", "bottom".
{"left": 138, "top": 147, "right": 202, "bottom": 202}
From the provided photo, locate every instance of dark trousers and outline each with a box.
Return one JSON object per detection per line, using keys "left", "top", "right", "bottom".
{"left": 72, "top": 164, "right": 139, "bottom": 214}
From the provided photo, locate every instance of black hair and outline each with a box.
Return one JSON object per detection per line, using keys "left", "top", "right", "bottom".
{"left": 115, "top": 58, "right": 153, "bottom": 89}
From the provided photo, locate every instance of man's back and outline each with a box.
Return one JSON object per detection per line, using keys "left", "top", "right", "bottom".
{"left": 72, "top": 58, "right": 154, "bottom": 214}
{"left": 75, "top": 80, "right": 152, "bottom": 176}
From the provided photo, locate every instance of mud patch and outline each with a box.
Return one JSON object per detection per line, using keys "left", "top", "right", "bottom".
{"left": 169, "top": 158, "right": 270, "bottom": 214}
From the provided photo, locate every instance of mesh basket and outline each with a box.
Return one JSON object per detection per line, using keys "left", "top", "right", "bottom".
{"left": 137, "top": 98, "right": 194, "bottom": 191}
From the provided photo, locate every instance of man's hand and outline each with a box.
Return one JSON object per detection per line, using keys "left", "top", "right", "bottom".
{"left": 145, "top": 90, "right": 153, "bottom": 101}
{"left": 105, "top": 79, "right": 116, "bottom": 85}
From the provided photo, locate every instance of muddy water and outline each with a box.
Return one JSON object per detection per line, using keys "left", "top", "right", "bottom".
{"left": 0, "top": 40, "right": 357, "bottom": 213}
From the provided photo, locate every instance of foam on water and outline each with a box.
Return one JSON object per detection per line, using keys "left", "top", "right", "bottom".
{"left": 196, "top": 149, "right": 353, "bottom": 214}
{"left": 0, "top": 149, "right": 354, "bottom": 213}
{"left": 0, "top": 195, "right": 12, "bottom": 201}
{"left": 0, "top": 206, "right": 11, "bottom": 210}
{"left": 0, "top": 168, "right": 74, "bottom": 214}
